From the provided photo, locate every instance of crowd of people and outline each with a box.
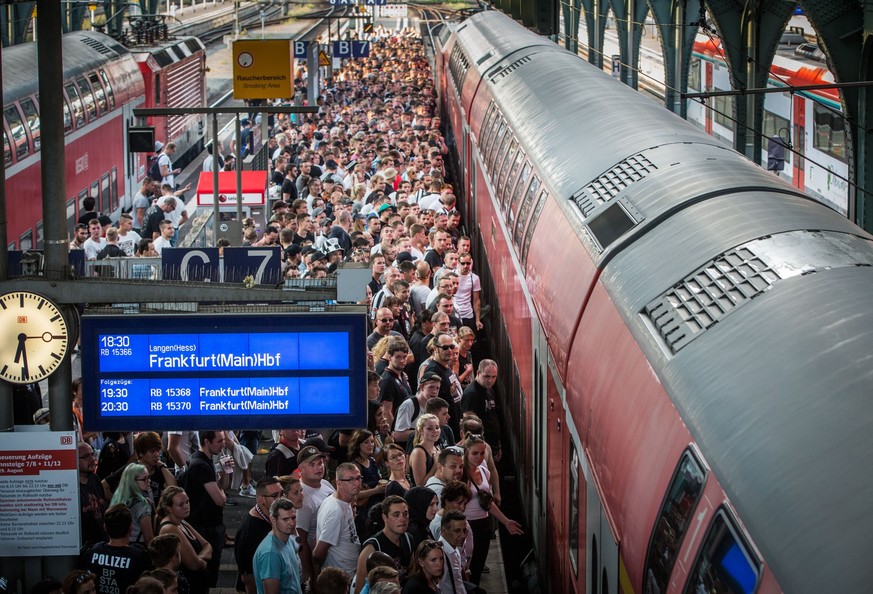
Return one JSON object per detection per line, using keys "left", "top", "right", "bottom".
{"left": 16, "top": 22, "right": 527, "bottom": 594}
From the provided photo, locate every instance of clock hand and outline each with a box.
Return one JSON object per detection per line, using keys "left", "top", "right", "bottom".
{"left": 20, "top": 341, "right": 29, "bottom": 379}
{"left": 14, "top": 334, "right": 26, "bottom": 364}
{"left": 25, "top": 334, "right": 67, "bottom": 342}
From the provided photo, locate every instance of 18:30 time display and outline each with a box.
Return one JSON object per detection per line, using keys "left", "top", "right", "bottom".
{"left": 100, "top": 336, "right": 131, "bottom": 348}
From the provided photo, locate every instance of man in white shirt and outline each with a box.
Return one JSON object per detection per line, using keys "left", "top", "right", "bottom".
{"left": 454, "top": 253, "right": 483, "bottom": 330}
{"left": 158, "top": 142, "right": 181, "bottom": 187}
{"left": 296, "top": 445, "right": 335, "bottom": 587}
{"left": 314, "top": 463, "right": 361, "bottom": 575}
{"left": 82, "top": 218, "right": 106, "bottom": 260}
{"left": 152, "top": 220, "right": 174, "bottom": 255}
{"left": 116, "top": 213, "right": 141, "bottom": 257}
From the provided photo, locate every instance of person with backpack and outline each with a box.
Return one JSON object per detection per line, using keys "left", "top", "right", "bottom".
{"left": 157, "top": 142, "right": 181, "bottom": 187}
{"left": 353, "top": 496, "right": 413, "bottom": 594}
{"left": 391, "top": 373, "right": 441, "bottom": 449}
{"left": 264, "top": 429, "right": 304, "bottom": 478}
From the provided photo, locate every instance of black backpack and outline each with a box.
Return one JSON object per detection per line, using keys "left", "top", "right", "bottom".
{"left": 148, "top": 155, "right": 162, "bottom": 182}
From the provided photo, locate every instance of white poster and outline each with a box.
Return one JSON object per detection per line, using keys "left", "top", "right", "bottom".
{"left": 0, "top": 431, "right": 80, "bottom": 556}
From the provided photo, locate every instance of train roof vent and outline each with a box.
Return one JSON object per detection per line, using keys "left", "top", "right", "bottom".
{"left": 488, "top": 55, "right": 531, "bottom": 83}
{"left": 80, "top": 37, "right": 114, "bottom": 56}
{"left": 185, "top": 38, "right": 205, "bottom": 53}
{"left": 572, "top": 152, "right": 657, "bottom": 219}
{"left": 644, "top": 230, "right": 873, "bottom": 355}
{"left": 644, "top": 246, "right": 779, "bottom": 354}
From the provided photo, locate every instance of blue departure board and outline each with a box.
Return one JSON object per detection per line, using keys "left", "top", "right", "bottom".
{"left": 81, "top": 312, "right": 368, "bottom": 431}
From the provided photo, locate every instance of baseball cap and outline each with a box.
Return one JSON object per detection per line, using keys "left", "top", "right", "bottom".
{"left": 296, "top": 445, "right": 328, "bottom": 466}
{"left": 420, "top": 372, "right": 442, "bottom": 385}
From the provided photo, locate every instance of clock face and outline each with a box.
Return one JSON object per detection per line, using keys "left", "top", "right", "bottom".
{"left": 0, "top": 292, "right": 68, "bottom": 384}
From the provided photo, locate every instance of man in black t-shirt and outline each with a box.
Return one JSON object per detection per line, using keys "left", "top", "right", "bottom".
{"left": 234, "top": 478, "right": 284, "bottom": 594}
{"left": 78, "top": 442, "right": 108, "bottom": 548}
{"left": 141, "top": 198, "right": 175, "bottom": 240}
{"left": 80, "top": 504, "right": 152, "bottom": 594}
{"left": 423, "top": 333, "right": 463, "bottom": 439}
{"left": 186, "top": 431, "right": 228, "bottom": 587}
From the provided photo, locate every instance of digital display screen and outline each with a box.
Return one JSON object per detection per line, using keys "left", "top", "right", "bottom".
{"left": 81, "top": 312, "right": 368, "bottom": 431}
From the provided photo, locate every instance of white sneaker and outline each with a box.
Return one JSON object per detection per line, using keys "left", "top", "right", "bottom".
{"left": 239, "top": 484, "right": 256, "bottom": 498}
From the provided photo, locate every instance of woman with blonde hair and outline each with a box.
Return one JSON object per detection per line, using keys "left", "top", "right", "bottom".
{"left": 408, "top": 414, "right": 441, "bottom": 487}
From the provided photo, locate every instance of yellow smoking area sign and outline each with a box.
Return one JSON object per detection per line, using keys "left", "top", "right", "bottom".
{"left": 233, "top": 39, "right": 293, "bottom": 99}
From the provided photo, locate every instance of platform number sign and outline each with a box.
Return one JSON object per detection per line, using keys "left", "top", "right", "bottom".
{"left": 332, "top": 40, "right": 370, "bottom": 59}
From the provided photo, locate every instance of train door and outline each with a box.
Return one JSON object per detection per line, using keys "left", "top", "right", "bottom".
{"left": 587, "top": 478, "right": 620, "bottom": 594}
{"left": 531, "top": 321, "right": 549, "bottom": 573}
{"left": 792, "top": 94, "right": 806, "bottom": 191}
{"left": 464, "top": 125, "right": 475, "bottom": 230}
{"left": 123, "top": 101, "right": 139, "bottom": 211}
{"left": 546, "top": 362, "right": 568, "bottom": 591}
{"left": 704, "top": 61, "right": 713, "bottom": 135}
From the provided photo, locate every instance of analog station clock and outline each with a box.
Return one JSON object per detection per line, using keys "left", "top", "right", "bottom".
{"left": 0, "top": 292, "right": 68, "bottom": 384}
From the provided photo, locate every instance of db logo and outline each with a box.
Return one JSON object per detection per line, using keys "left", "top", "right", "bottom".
{"left": 60, "top": 436, "right": 73, "bottom": 445}
{"left": 17, "top": 316, "right": 27, "bottom": 323}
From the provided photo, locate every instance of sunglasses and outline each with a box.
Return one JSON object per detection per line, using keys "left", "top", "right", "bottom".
{"left": 437, "top": 344, "right": 457, "bottom": 351}
{"left": 74, "top": 572, "right": 94, "bottom": 586}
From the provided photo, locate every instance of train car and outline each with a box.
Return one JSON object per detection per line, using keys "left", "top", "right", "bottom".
{"left": 132, "top": 35, "right": 207, "bottom": 173}
{"left": 685, "top": 37, "right": 849, "bottom": 215}
{"left": 3, "top": 31, "right": 145, "bottom": 250}
{"left": 437, "top": 9, "right": 873, "bottom": 594}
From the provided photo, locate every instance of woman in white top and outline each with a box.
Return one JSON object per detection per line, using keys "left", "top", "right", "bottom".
{"left": 462, "top": 434, "right": 523, "bottom": 585}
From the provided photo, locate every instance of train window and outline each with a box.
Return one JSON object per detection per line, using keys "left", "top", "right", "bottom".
{"left": 3, "top": 130, "right": 11, "bottom": 167}
{"left": 5, "top": 105, "right": 29, "bottom": 160}
{"left": 65, "top": 83, "right": 86, "bottom": 128}
{"left": 682, "top": 510, "right": 760, "bottom": 594}
{"left": 509, "top": 162, "right": 532, "bottom": 221}
{"left": 67, "top": 198, "right": 77, "bottom": 239}
{"left": 99, "top": 69, "right": 116, "bottom": 109}
{"left": 35, "top": 221, "right": 44, "bottom": 249}
{"left": 522, "top": 189, "right": 548, "bottom": 266}
{"left": 20, "top": 98, "right": 40, "bottom": 152}
{"left": 88, "top": 73, "right": 108, "bottom": 116}
{"left": 713, "top": 91, "right": 733, "bottom": 129}
{"left": 484, "top": 117, "right": 502, "bottom": 166}
{"left": 688, "top": 57, "right": 701, "bottom": 92}
{"left": 76, "top": 78, "right": 97, "bottom": 122}
{"left": 63, "top": 98, "right": 73, "bottom": 133}
{"left": 763, "top": 110, "right": 791, "bottom": 164}
{"left": 480, "top": 104, "right": 497, "bottom": 154}
{"left": 568, "top": 442, "right": 580, "bottom": 576}
{"left": 502, "top": 152, "right": 525, "bottom": 210}
{"left": 498, "top": 140, "right": 518, "bottom": 195}
{"left": 20, "top": 229, "right": 33, "bottom": 251}
{"left": 154, "top": 74, "right": 161, "bottom": 105}
{"left": 90, "top": 181, "right": 100, "bottom": 210}
{"left": 488, "top": 122, "right": 508, "bottom": 172}
{"left": 101, "top": 173, "right": 111, "bottom": 213}
{"left": 111, "top": 168, "right": 119, "bottom": 212}
{"left": 643, "top": 450, "right": 706, "bottom": 594}
{"left": 514, "top": 175, "right": 540, "bottom": 248}
{"left": 813, "top": 103, "right": 847, "bottom": 160}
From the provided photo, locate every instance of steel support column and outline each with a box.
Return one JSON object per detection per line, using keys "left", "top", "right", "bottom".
{"left": 648, "top": 0, "right": 702, "bottom": 117}
{"left": 608, "top": 0, "right": 649, "bottom": 88}
{"left": 581, "top": 0, "right": 610, "bottom": 67}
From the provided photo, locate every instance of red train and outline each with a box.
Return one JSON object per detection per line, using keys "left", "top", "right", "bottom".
{"left": 2, "top": 31, "right": 205, "bottom": 250}
{"left": 437, "top": 9, "right": 873, "bottom": 594}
